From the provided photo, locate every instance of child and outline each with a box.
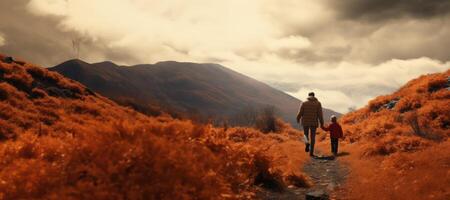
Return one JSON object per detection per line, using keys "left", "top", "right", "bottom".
{"left": 321, "top": 115, "right": 343, "bottom": 156}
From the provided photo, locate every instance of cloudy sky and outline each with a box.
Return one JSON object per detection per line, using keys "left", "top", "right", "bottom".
{"left": 1, "top": 0, "right": 449, "bottom": 113}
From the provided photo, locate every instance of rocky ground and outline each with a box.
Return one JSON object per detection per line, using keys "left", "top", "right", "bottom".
{"left": 257, "top": 149, "right": 349, "bottom": 200}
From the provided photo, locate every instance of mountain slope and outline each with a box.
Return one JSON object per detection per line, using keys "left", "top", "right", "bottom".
{"left": 50, "top": 59, "right": 340, "bottom": 126}
{"left": 338, "top": 69, "right": 450, "bottom": 200}
{"left": 342, "top": 69, "right": 449, "bottom": 148}
{"left": 0, "top": 54, "right": 313, "bottom": 199}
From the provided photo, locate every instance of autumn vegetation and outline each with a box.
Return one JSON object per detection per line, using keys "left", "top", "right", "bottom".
{"left": 338, "top": 69, "right": 450, "bottom": 200}
{"left": 0, "top": 54, "right": 310, "bottom": 199}
{"left": 1, "top": 53, "right": 448, "bottom": 200}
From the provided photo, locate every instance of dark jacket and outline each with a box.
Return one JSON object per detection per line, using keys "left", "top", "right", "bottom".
{"left": 296, "top": 96, "right": 324, "bottom": 127}
{"left": 323, "top": 122, "right": 344, "bottom": 138}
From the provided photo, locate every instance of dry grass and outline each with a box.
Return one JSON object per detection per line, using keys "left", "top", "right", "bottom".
{"left": 0, "top": 54, "right": 310, "bottom": 199}
{"left": 338, "top": 69, "right": 450, "bottom": 200}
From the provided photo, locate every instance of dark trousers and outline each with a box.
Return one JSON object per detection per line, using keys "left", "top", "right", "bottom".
{"left": 331, "top": 138, "right": 339, "bottom": 154}
{"left": 303, "top": 126, "right": 316, "bottom": 155}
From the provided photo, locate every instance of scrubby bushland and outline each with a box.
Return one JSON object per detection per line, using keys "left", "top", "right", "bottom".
{"left": 229, "top": 105, "right": 288, "bottom": 133}
{"left": 341, "top": 70, "right": 449, "bottom": 154}
{"left": 339, "top": 69, "right": 450, "bottom": 200}
{"left": 0, "top": 54, "right": 309, "bottom": 199}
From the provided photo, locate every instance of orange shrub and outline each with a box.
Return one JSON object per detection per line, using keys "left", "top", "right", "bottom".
{"left": 341, "top": 69, "right": 449, "bottom": 152}
{"left": 339, "top": 69, "right": 450, "bottom": 200}
{"left": 0, "top": 56, "right": 309, "bottom": 199}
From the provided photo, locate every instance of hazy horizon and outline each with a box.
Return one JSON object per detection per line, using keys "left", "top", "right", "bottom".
{"left": 1, "top": 0, "right": 450, "bottom": 112}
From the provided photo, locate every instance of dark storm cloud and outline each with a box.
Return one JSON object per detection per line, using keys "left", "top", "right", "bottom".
{"left": 329, "top": 0, "right": 450, "bottom": 22}
{"left": 1, "top": 0, "right": 448, "bottom": 113}
{"left": 273, "top": 0, "right": 450, "bottom": 64}
{"left": 0, "top": 0, "right": 72, "bottom": 66}
{"left": 0, "top": 0, "right": 139, "bottom": 67}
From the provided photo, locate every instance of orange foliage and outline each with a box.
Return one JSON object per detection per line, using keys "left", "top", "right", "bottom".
{"left": 0, "top": 55, "right": 309, "bottom": 199}
{"left": 339, "top": 69, "right": 450, "bottom": 199}
{"left": 341, "top": 140, "right": 450, "bottom": 200}
{"left": 342, "top": 69, "right": 449, "bottom": 151}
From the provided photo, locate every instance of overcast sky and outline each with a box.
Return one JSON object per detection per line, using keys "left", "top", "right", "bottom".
{"left": 1, "top": 0, "right": 449, "bottom": 113}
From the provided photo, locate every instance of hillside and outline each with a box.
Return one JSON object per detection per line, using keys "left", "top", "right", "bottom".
{"left": 337, "top": 69, "right": 450, "bottom": 200}
{"left": 50, "top": 59, "right": 340, "bottom": 126}
{"left": 0, "top": 54, "right": 314, "bottom": 199}
{"left": 4, "top": 53, "right": 447, "bottom": 199}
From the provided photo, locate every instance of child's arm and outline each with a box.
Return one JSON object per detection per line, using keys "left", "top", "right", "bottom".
{"left": 321, "top": 124, "right": 330, "bottom": 131}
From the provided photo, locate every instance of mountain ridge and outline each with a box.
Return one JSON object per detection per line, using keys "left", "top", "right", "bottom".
{"left": 0, "top": 53, "right": 311, "bottom": 199}
{"left": 51, "top": 59, "right": 341, "bottom": 126}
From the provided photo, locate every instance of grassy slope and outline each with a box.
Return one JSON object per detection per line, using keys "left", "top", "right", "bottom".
{"left": 0, "top": 54, "right": 311, "bottom": 199}
{"left": 337, "top": 69, "right": 449, "bottom": 200}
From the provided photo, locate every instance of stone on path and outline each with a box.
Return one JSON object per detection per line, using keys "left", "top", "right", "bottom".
{"left": 306, "top": 190, "right": 329, "bottom": 200}
{"left": 326, "top": 182, "right": 336, "bottom": 191}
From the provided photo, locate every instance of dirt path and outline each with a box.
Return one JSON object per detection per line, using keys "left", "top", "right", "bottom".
{"left": 257, "top": 150, "right": 349, "bottom": 200}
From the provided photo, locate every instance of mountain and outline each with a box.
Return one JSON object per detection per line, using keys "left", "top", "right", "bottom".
{"left": 2, "top": 53, "right": 447, "bottom": 199}
{"left": 0, "top": 54, "right": 311, "bottom": 198}
{"left": 50, "top": 59, "right": 340, "bottom": 126}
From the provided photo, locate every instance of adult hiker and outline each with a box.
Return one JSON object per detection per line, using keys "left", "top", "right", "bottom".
{"left": 296, "top": 92, "right": 324, "bottom": 157}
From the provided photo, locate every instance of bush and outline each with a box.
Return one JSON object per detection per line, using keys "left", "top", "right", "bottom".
{"left": 0, "top": 119, "right": 17, "bottom": 140}
{"left": 368, "top": 95, "right": 391, "bottom": 112}
{"left": 31, "top": 88, "right": 48, "bottom": 99}
{"left": 0, "top": 57, "right": 310, "bottom": 199}
{"left": 3, "top": 70, "right": 33, "bottom": 92}
{"left": 395, "top": 95, "right": 422, "bottom": 113}
{"left": 427, "top": 77, "right": 447, "bottom": 92}
{"left": 342, "top": 69, "right": 449, "bottom": 147}
{"left": 253, "top": 153, "right": 285, "bottom": 192}
{"left": 255, "top": 106, "right": 278, "bottom": 133}
{"left": 233, "top": 105, "right": 285, "bottom": 133}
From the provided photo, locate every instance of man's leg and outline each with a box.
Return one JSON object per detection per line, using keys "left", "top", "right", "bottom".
{"left": 309, "top": 127, "right": 316, "bottom": 156}
{"left": 335, "top": 138, "right": 339, "bottom": 154}
{"left": 303, "top": 126, "right": 310, "bottom": 152}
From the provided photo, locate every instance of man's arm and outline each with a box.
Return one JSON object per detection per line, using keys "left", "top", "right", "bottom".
{"left": 318, "top": 102, "right": 324, "bottom": 127}
{"left": 296, "top": 104, "right": 304, "bottom": 123}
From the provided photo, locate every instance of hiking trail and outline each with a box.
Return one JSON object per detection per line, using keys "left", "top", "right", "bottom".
{"left": 257, "top": 150, "right": 350, "bottom": 200}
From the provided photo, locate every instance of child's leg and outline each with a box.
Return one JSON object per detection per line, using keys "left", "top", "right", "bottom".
{"left": 331, "top": 138, "right": 338, "bottom": 154}
{"left": 330, "top": 138, "right": 334, "bottom": 153}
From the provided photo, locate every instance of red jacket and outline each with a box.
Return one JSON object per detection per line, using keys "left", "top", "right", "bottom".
{"left": 323, "top": 122, "right": 343, "bottom": 138}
